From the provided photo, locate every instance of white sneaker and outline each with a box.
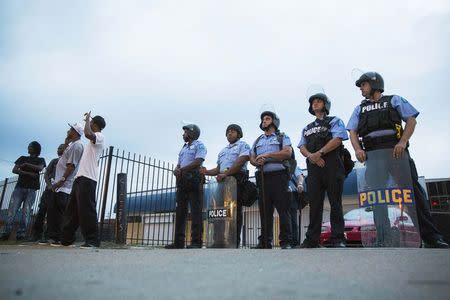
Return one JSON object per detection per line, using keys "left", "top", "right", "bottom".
{"left": 80, "top": 243, "right": 98, "bottom": 249}
{"left": 50, "top": 240, "right": 61, "bottom": 247}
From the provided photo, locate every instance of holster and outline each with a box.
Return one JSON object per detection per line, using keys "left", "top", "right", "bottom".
{"left": 177, "top": 169, "right": 204, "bottom": 191}
{"left": 362, "top": 135, "right": 403, "bottom": 151}
{"left": 231, "top": 171, "right": 248, "bottom": 186}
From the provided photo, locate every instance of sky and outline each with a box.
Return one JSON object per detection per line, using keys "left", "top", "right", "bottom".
{"left": 1, "top": 0, "right": 450, "bottom": 180}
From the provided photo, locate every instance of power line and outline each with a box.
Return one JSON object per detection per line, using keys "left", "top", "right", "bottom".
{"left": 0, "top": 158, "right": 15, "bottom": 164}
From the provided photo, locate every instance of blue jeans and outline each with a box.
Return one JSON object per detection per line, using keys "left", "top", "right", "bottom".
{"left": 2, "top": 187, "right": 37, "bottom": 239}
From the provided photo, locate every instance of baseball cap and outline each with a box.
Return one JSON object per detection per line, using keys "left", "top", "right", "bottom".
{"left": 68, "top": 122, "right": 84, "bottom": 136}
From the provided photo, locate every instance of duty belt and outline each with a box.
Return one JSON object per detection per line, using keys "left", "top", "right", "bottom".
{"left": 362, "top": 135, "right": 399, "bottom": 151}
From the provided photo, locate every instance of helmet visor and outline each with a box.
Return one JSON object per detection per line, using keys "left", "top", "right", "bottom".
{"left": 306, "top": 84, "right": 325, "bottom": 100}
{"left": 351, "top": 68, "right": 365, "bottom": 82}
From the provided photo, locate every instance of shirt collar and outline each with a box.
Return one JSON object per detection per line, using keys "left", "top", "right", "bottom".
{"left": 227, "top": 140, "right": 240, "bottom": 148}
{"left": 184, "top": 140, "right": 197, "bottom": 147}
{"left": 68, "top": 137, "right": 81, "bottom": 146}
{"left": 367, "top": 95, "right": 384, "bottom": 103}
{"left": 263, "top": 132, "right": 277, "bottom": 138}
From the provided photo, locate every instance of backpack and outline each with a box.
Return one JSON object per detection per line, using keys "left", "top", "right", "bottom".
{"left": 239, "top": 180, "right": 258, "bottom": 207}
{"left": 340, "top": 145, "right": 355, "bottom": 178}
{"left": 253, "top": 132, "right": 297, "bottom": 177}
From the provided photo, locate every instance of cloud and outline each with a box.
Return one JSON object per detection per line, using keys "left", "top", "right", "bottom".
{"left": 2, "top": 0, "right": 449, "bottom": 97}
{"left": 0, "top": 0, "right": 450, "bottom": 179}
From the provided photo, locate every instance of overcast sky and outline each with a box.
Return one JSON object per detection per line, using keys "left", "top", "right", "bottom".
{"left": 1, "top": 0, "right": 450, "bottom": 180}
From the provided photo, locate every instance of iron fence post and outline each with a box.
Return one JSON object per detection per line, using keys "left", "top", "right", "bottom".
{"left": 99, "top": 146, "right": 114, "bottom": 241}
{"left": 116, "top": 173, "right": 127, "bottom": 244}
{"left": 0, "top": 178, "right": 9, "bottom": 209}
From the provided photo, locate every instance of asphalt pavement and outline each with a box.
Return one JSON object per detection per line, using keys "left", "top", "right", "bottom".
{"left": 1, "top": 243, "right": 449, "bottom": 300}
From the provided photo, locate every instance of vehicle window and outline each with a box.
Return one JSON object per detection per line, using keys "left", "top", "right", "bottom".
{"left": 344, "top": 210, "right": 360, "bottom": 220}
{"left": 344, "top": 209, "right": 372, "bottom": 220}
{"left": 344, "top": 207, "right": 414, "bottom": 224}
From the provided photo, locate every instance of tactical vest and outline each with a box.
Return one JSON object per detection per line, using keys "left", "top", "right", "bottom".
{"left": 357, "top": 96, "right": 403, "bottom": 138}
{"left": 252, "top": 132, "right": 297, "bottom": 177}
{"left": 304, "top": 117, "right": 334, "bottom": 153}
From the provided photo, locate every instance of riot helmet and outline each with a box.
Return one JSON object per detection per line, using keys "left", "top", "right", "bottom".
{"left": 182, "top": 124, "right": 201, "bottom": 140}
{"left": 308, "top": 93, "right": 331, "bottom": 116}
{"left": 226, "top": 124, "right": 243, "bottom": 138}
{"left": 355, "top": 71, "right": 384, "bottom": 93}
{"left": 260, "top": 111, "right": 280, "bottom": 131}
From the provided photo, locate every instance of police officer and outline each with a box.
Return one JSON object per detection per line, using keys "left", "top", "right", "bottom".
{"left": 250, "top": 111, "right": 293, "bottom": 249}
{"left": 299, "top": 93, "right": 348, "bottom": 248}
{"left": 165, "top": 124, "right": 207, "bottom": 249}
{"left": 287, "top": 166, "right": 305, "bottom": 248}
{"left": 201, "top": 124, "right": 250, "bottom": 247}
{"left": 347, "top": 71, "right": 449, "bottom": 248}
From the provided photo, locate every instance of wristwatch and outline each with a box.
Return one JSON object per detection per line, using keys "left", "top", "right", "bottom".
{"left": 319, "top": 149, "right": 325, "bottom": 156}
{"left": 61, "top": 177, "right": 66, "bottom": 182}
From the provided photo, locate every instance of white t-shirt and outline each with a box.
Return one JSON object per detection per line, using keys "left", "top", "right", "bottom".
{"left": 75, "top": 132, "right": 105, "bottom": 182}
{"left": 54, "top": 139, "right": 84, "bottom": 194}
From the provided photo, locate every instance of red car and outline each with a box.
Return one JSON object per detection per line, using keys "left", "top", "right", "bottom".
{"left": 320, "top": 207, "right": 421, "bottom": 247}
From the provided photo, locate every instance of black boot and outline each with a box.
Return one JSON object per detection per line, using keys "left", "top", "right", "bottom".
{"left": 424, "top": 238, "right": 449, "bottom": 249}
{"left": 165, "top": 243, "right": 184, "bottom": 249}
{"left": 251, "top": 242, "right": 272, "bottom": 249}
{"left": 300, "top": 239, "right": 322, "bottom": 248}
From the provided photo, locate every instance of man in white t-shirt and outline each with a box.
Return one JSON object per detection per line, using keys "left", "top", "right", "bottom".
{"left": 61, "top": 112, "right": 106, "bottom": 248}
{"left": 46, "top": 123, "right": 84, "bottom": 246}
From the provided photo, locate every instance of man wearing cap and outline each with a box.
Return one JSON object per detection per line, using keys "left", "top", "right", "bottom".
{"left": 46, "top": 123, "right": 84, "bottom": 246}
{"left": 165, "top": 124, "right": 207, "bottom": 249}
{"left": 61, "top": 112, "right": 106, "bottom": 248}
{"left": 201, "top": 124, "right": 250, "bottom": 247}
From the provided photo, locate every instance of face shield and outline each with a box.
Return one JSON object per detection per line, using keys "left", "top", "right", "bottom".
{"left": 306, "top": 84, "right": 330, "bottom": 115}
{"left": 259, "top": 103, "right": 279, "bottom": 131}
{"left": 180, "top": 120, "right": 200, "bottom": 141}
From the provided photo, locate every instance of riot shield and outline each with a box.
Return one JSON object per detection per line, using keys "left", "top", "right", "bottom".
{"left": 356, "top": 148, "right": 421, "bottom": 248}
{"left": 206, "top": 176, "right": 238, "bottom": 248}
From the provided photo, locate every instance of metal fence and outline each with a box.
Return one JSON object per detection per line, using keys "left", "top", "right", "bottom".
{"left": 95, "top": 146, "right": 179, "bottom": 245}
{"left": 95, "top": 147, "right": 267, "bottom": 248}
{"left": 0, "top": 146, "right": 272, "bottom": 247}
{"left": 0, "top": 174, "right": 47, "bottom": 237}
